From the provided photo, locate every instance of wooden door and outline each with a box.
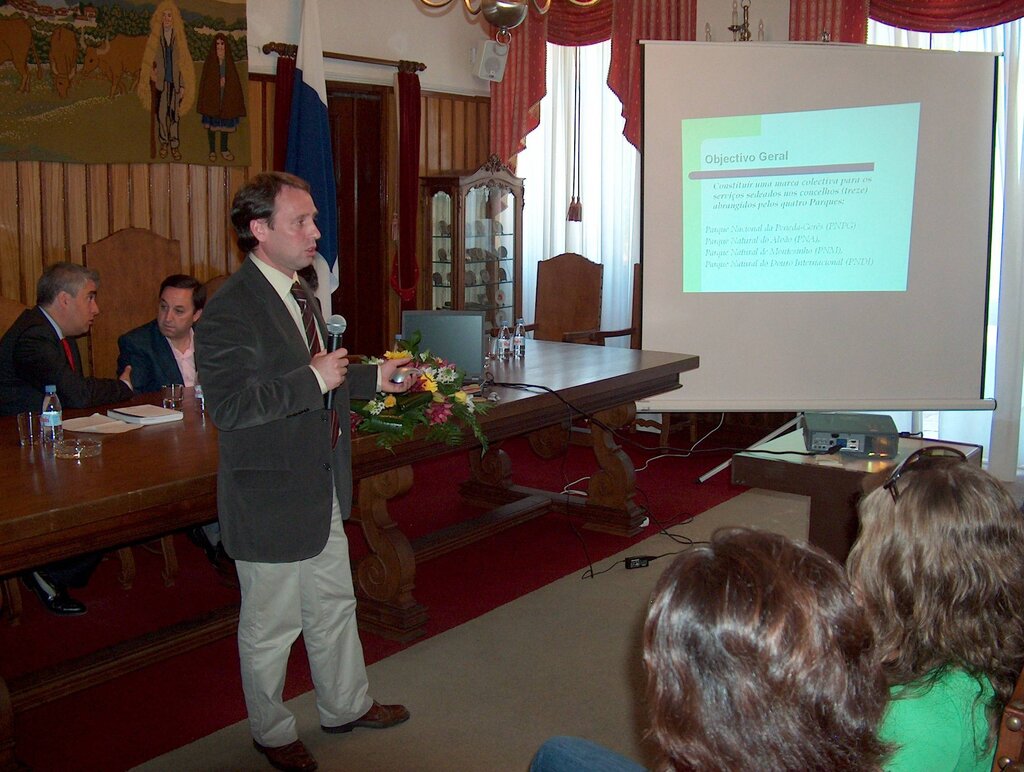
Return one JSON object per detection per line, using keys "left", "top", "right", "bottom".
{"left": 328, "top": 84, "right": 389, "bottom": 357}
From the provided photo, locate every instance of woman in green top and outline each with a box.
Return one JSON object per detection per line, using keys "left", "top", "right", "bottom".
{"left": 847, "top": 451, "right": 1024, "bottom": 771}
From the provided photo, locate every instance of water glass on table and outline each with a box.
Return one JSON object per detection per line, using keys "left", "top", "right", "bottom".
{"left": 162, "top": 383, "right": 184, "bottom": 410}
{"left": 16, "top": 411, "right": 38, "bottom": 446}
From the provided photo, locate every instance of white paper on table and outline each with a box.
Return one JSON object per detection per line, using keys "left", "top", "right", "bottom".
{"left": 62, "top": 413, "right": 142, "bottom": 434}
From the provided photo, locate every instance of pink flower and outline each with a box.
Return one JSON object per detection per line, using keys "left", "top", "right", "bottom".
{"left": 425, "top": 401, "right": 453, "bottom": 425}
{"left": 350, "top": 412, "right": 362, "bottom": 431}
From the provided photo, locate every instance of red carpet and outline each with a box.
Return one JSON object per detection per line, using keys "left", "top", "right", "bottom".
{"left": 1, "top": 433, "right": 743, "bottom": 771}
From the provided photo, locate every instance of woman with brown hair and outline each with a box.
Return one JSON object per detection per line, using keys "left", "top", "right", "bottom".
{"left": 847, "top": 450, "right": 1024, "bottom": 771}
{"left": 531, "top": 527, "right": 891, "bottom": 771}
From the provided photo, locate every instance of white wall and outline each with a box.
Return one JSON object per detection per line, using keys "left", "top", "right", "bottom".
{"left": 697, "top": 0, "right": 790, "bottom": 42}
{"left": 246, "top": 0, "right": 492, "bottom": 95}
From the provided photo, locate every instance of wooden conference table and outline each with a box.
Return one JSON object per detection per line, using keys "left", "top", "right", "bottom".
{"left": 0, "top": 340, "right": 697, "bottom": 770}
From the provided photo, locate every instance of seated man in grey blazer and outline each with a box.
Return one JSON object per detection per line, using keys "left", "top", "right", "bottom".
{"left": 196, "top": 171, "right": 414, "bottom": 772}
{"left": 117, "top": 274, "right": 205, "bottom": 394}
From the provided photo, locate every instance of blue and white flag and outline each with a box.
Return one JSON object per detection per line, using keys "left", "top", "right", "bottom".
{"left": 286, "top": 0, "right": 338, "bottom": 304}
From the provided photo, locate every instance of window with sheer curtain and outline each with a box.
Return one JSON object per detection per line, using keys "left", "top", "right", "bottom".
{"left": 516, "top": 40, "right": 639, "bottom": 345}
{"left": 869, "top": 19, "right": 1024, "bottom": 477}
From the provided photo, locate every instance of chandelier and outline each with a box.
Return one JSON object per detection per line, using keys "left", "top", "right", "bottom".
{"left": 419, "top": 0, "right": 600, "bottom": 41}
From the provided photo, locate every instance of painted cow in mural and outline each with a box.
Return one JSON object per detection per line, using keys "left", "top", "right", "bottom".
{"left": 0, "top": 18, "right": 38, "bottom": 94}
{"left": 49, "top": 27, "right": 77, "bottom": 98}
{"left": 81, "top": 35, "right": 147, "bottom": 98}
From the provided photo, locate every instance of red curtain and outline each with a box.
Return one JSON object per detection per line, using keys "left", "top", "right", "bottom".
{"left": 490, "top": 0, "right": 696, "bottom": 166}
{"left": 390, "top": 69, "right": 422, "bottom": 307}
{"left": 869, "top": 0, "right": 1024, "bottom": 32}
{"left": 608, "top": 0, "right": 696, "bottom": 150}
{"left": 272, "top": 55, "right": 296, "bottom": 171}
{"left": 788, "top": 0, "right": 870, "bottom": 41}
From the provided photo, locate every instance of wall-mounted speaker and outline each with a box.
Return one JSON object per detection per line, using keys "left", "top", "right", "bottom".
{"left": 476, "top": 41, "right": 509, "bottom": 83}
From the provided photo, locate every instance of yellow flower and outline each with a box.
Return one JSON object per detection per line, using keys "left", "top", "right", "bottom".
{"left": 421, "top": 373, "right": 438, "bottom": 393}
{"left": 384, "top": 349, "right": 409, "bottom": 360}
{"left": 453, "top": 390, "right": 468, "bottom": 404}
{"left": 383, "top": 395, "right": 397, "bottom": 408}
{"left": 432, "top": 392, "right": 446, "bottom": 403}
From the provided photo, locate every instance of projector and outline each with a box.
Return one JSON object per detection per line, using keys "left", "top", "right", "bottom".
{"left": 801, "top": 412, "right": 899, "bottom": 458}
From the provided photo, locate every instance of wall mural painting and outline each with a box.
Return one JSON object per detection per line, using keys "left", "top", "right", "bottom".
{"left": 0, "top": 0, "right": 249, "bottom": 165}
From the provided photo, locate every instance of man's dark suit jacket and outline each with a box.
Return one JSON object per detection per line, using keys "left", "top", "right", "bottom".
{"left": 117, "top": 319, "right": 185, "bottom": 394}
{"left": 194, "top": 258, "right": 377, "bottom": 563}
{"left": 0, "top": 307, "right": 133, "bottom": 416}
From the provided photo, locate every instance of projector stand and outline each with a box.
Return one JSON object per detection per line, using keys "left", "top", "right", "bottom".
{"left": 696, "top": 413, "right": 803, "bottom": 484}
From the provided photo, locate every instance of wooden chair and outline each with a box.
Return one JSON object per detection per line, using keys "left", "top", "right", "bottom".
{"left": 82, "top": 228, "right": 181, "bottom": 379}
{"left": 82, "top": 228, "right": 182, "bottom": 589}
{"left": 204, "top": 274, "right": 230, "bottom": 300}
{"left": 0, "top": 295, "right": 28, "bottom": 336}
{"left": 530, "top": 252, "right": 605, "bottom": 342}
{"left": 994, "top": 667, "right": 1024, "bottom": 771}
{"left": 533, "top": 259, "right": 692, "bottom": 447}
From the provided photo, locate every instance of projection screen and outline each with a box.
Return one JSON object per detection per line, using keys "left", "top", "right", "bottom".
{"left": 638, "top": 41, "right": 999, "bottom": 413}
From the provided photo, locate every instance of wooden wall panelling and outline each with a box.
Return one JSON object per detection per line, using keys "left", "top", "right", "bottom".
{"left": 452, "top": 100, "right": 467, "bottom": 170}
{"left": 250, "top": 79, "right": 269, "bottom": 173}
{"left": 86, "top": 165, "right": 110, "bottom": 244}
{"left": 40, "top": 163, "right": 67, "bottom": 264}
{"left": 16, "top": 163, "right": 41, "bottom": 301}
{"left": 148, "top": 164, "right": 171, "bottom": 238}
{"left": 419, "top": 92, "right": 490, "bottom": 176}
{"left": 264, "top": 80, "right": 275, "bottom": 172}
{"left": 129, "top": 164, "right": 150, "bottom": 228}
{"left": 0, "top": 164, "right": 20, "bottom": 302}
{"left": 168, "top": 164, "right": 191, "bottom": 272}
{"left": 65, "top": 165, "right": 89, "bottom": 265}
{"left": 437, "top": 97, "right": 453, "bottom": 172}
{"left": 186, "top": 166, "right": 208, "bottom": 274}
{"left": 206, "top": 171, "right": 227, "bottom": 279}
{"left": 109, "top": 164, "right": 131, "bottom": 232}
{"left": 422, "top": 95, "right": 440, "bottom": 175}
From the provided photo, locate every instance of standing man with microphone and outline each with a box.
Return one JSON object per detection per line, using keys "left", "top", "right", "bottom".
{"left": 195, "top": 172, "right": 412, "bottom": 772}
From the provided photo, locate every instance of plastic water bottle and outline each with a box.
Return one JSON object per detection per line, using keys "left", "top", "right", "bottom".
{"left": 40, "top": 384, "right": 63, "bottom": 447}
{"left": 497, "top": 320, "right": 512, "bottom": 361}
{"left": 512, "top": 318, "right": 526, "bottom": 359}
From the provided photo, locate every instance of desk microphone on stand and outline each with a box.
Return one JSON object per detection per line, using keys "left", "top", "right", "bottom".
{"left": 325, "top": 314, "right": 347, "bottom": 410}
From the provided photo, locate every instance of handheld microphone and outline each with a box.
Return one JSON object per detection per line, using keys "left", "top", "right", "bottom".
{"left": 325, "top": 314, "right": 347, "bottom": 409}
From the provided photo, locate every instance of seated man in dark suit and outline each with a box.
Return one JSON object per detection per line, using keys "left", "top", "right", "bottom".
{"left": 116, "top": 274, "right": 205, "bottom": 394}
{"left": 0, "top": 262, "right": 134, "bottom": 615}
{"left": 117, "top": 274, "right": 233, "bottom": 583}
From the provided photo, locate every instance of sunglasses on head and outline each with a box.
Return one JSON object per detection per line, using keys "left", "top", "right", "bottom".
{"left": 881, "top": 445, "right": 968, "bottom": 502}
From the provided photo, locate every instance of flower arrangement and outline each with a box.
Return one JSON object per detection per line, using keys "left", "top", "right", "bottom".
{"left": 350, "top": 331, "right": 491, "bottom": 451}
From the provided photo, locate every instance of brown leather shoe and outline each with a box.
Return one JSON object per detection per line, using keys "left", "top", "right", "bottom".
{"left": 321, "top": 700, "right": 410, "bottom": 733}
{"left": 253, "top": 739, "right": 318, "bottom": 771}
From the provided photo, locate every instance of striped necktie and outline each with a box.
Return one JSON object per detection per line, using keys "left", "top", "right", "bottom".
{"left": 290, "top": 280, "right": 339, "bottom": 447}
{"left": 290, "top": 281, "right": 321, "bottom": 355}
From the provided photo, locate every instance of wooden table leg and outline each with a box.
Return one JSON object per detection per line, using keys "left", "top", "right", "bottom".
{"left": 116, "top": 547, "right": 135, "bottom": 589}
{"left": 570, "top": 402, "right": 647, "bottom": 536}
{"left": 351, "top": 465, "right": 427, "bottom": 643}
{"left": 0, "top": 676, "right": 26, "bottom": 771}
{"left": 1, "top": 580, "right": 21, "bottom": 626}
{"left": 159, "top": 535, "right": 178, "bottom": 587}
{"left": 463, "top": 405, "right": 646, "bottom": 537}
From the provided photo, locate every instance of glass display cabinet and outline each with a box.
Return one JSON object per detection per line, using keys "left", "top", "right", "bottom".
{"left": 419, "top": 155, "right": 524, "bottom": 330}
